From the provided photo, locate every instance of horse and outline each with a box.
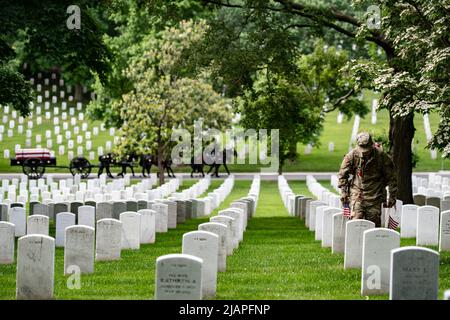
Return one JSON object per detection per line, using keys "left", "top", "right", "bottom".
{"left": 97, "top": 153, "right": 115, "bottom": 178}
{"left": 206, "top": 148, "right": 237, "bottom": 177}
{"left": 139, "top": 154, "right": 176, "bottom": 178}
{"left": 190, "top": 154, "right": 205, "bottom": 178}
{"left": 190, "top": 148, "right": 237, "bottom": 178}
{"left": 139, "top": 154, "right": 153, "bottom": 177}
{"left": 116, "top": 153, "right": 139, "bottom": 178}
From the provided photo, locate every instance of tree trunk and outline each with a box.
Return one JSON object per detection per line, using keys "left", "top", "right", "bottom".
{"left": 158, "top": 143, "right": 165, "bottom": 186}
{"left": 74, "top": 84, "right": 83, "bottom": 101}
{"left": 278, "top": 158, "right": 284, "bottom": 175}
{"left": 389, "top": 111, "right": 415, "bottom": 204}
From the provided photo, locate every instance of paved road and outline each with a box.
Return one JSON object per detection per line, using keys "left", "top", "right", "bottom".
{"left": 1, "top": 171, "right": 449, "bottom": 181}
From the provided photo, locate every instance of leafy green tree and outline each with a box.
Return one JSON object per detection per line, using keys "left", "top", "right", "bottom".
{"left": 87, "top": 0, "right": 212, "bottom": 127}
{"left": 190, "top": 0, "right": 448, "bottom": 203}
{"left": 0, "top": 0, "right": 112, "bottom": 113}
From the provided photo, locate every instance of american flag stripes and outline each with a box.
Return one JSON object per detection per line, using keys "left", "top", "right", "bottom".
{"left": 388, "top": 215, "right": 399, "bottom": 230}
{"left": 343, "top": 204, "right": 351, "bottom": 219}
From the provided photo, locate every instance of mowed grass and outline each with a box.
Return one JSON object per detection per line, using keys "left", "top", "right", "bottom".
{"left": 1, "top": 179, "right": 449, "bottom": 300}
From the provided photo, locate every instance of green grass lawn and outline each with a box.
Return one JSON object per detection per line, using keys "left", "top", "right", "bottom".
{"left": 1, "top": 179, "right": 448, "bottom": 300}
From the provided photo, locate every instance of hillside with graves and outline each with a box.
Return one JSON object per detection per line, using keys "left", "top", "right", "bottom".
{"left": 1, "top": 72, "right": 448, "bottom": 174}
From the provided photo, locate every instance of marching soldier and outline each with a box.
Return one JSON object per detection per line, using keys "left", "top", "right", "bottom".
{"left": 98, "top": 153, "right": 114, "bottom": 178}
{"left": 337, "top": 132, "right": 398, "bottom": 227}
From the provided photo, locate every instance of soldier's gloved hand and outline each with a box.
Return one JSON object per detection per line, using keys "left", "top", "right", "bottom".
{"left": 386, "top": 198, "right": 396, "bottom": 208}
{"left": 340, "top": 193, "right": 349, "bottom": 206}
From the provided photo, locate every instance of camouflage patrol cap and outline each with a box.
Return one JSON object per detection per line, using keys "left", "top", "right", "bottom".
{"left": 356, "top": 132, "right": 374, "bottom": 152}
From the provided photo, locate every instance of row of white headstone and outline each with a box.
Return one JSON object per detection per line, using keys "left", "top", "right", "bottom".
{"left": 303, "top": 176, "right": 447, "bottom": 299}
{"left": 1, "top": 175, "right": 233, "bottom": 299}
{"left": 0, "top": 174, "right": 179, "bottom": 241}
{"left": 0, "top": 173, "right": 156, "bottom": 204}
{"left": 155, "top": 175, "right": 261, "bottom": 300}
{"left": 413, "top": 173, "right": 450, "bottom": 197}
{"left": 0, "top": 82, "right": 116, "bottom": 159}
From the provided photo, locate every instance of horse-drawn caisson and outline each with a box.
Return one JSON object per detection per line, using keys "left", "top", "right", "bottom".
{"left": 10, "top": 147, "right": 235, "bottom": 179}
{"left": 10, "top": 148, "right": 92, "bottom": 179}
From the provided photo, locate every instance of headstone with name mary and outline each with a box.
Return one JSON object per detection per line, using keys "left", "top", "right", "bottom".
{"left": 389, "top": 246, "right": 439, "bottom": 300}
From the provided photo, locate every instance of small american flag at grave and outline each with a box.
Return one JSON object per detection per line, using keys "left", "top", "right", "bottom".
{"left": 343, "top": 204, "right": 351, "bottom": 219}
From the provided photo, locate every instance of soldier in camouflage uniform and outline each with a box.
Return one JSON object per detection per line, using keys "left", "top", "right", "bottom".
{"left": 337, "top": 132, "right": 397, "bottom": 227}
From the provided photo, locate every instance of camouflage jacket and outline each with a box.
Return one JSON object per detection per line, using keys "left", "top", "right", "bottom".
{"left": 337, "top": 147, "right": 398, "bottom": 204}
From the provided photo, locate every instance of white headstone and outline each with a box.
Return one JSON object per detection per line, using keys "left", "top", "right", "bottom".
{"left": 182, "top": 231, "right": 219, "bottom": 298}
{"left": 389, "top": 246, "right": 439, "bottom": 300}
{"left": 361, "top": 228, "right": 400, "bottom": 296}
{"left": 27, "top": 215, "right": 49, "bottom": 235}
{"left": 95, "top": 219, "right": 122, "bottom": 261}
{"left": 0, "top": 222, "right": 15, "bottom": 264}
{"left": 9, "top": 207, "right": 26, "bottom": 237}
{"left": 153, "top": 203, "right": 168, "bottom": 233}
{"left": 344, "top": 219, "right": 375, "bottom": 269}
{"left": 64, "top": 225, "right": 95, "bottom": 274}
{"left": 322, "top": 208, "right": 341, "bottom": 247}
{"left": 55, "top": 212, "right": 76, "bottom": 247}
{"left": 78, "top": 206, "right": 96, "bottom": 228}
{"left": 332, "top": 213, "right": 347, "bottom": 254}
{"left": 16, "top": 235, "right": 55, "bottom": 300}
{"left": 198, "top": 222, "right": 228, "bottom": 272}
{"left": 417, "top": 206, "right": 439, "bottom": 246}
{"left": 138, "top": 209, "right": 156, "bottom": 244}
{"left": 439, "top": 210, "right": 450, "bottom": 252}
{"left": 400, "top": 204, "right": 419, "bottom": 238}
{"left": 120, "top": 212, "right": 141, "bottom": 250}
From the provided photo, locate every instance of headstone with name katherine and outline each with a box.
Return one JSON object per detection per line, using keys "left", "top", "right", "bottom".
{"left": 155, "top": 253, "right": 203, "bottom": 300}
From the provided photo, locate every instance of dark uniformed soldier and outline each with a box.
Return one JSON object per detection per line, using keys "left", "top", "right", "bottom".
{"left": 98, "top": 153, "right": 114, "bottom": 178}
{"left": 337, "top": 132, "right": 398, "bottom": 227}
{"left": 140, "top": 154, "right": 153, "bottom": 177}
{"left": 117, "top": 153, "right": 137, "bottom": 178}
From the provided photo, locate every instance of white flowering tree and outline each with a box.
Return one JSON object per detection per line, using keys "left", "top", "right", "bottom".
{"left": 113, "top": 20, "right": 232, "bottom": 184}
